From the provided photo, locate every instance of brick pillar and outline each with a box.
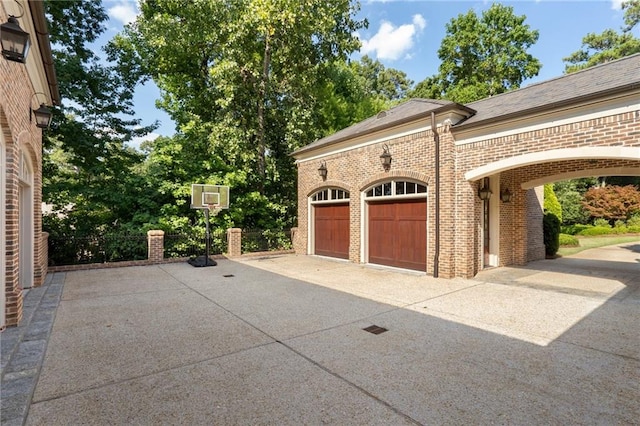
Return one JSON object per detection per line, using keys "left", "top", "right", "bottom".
{"left": 35, "top": 232, "right": 49, "bottom": 286}
{"left": 226, "top": 228, "right": 242, "bottom": 257}
{"left": 290, "top": 227, "right": 298, "bottom": 249}
{"left": 147, "top": 230, "right": 164, "bottom": 263}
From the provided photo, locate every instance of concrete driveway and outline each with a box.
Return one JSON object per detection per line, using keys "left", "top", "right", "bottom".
{"left": 3, "top": 243, "right": 639, "bottom": 425}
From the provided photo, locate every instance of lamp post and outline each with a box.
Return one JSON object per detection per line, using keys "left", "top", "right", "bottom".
{"left": 1, "top": 16, "right": 30, "bottom": 63}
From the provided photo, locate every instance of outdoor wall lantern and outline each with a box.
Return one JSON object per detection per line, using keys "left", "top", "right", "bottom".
{"left": 31, "top": 93, "right": 53, "bottom": 129}
{"left": 500, "top": 188, "right": 513, "bottom": 203}
{"left": 317, "top": 161, "right": 327, "bottom": 180}
{"left": 1, "top": 14, "right": 30, "bottom": 63}
{"left": 478, "top": 185, "right": 492, "bottom": 201}
{"left": 380, "top": 144, "right": 392, "bottom": 171}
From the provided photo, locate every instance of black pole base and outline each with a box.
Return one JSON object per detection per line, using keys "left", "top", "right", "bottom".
{"left": 188, "top": 256, "right": 217, "bottom": 267}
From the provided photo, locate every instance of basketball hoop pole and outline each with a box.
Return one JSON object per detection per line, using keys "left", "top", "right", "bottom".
{"left": 203, "top": 206, "right": 221, "bottom": 266}
{"left": 205, "top": 208, "right": 211, "bottom": 264}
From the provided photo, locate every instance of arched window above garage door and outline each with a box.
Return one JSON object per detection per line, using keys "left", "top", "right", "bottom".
{"left": 311, "top": 188, "right": 350, "bottom": 203}
{"left": 365, "top": 180, "right": 426, "bottom": 198}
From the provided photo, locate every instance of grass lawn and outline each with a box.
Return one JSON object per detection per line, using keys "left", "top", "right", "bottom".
{"left": 558, "top": 234, "right": 640, "bottom": 256}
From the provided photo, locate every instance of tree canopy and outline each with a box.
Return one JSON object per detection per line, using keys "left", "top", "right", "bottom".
{"left": 43, "top": 0, "right": 157, "bottom": 236}
{"left": 564, "top": 0, "right": 640, "bottom": 73}
{"left": 411, "top": 3, "right": 541, "bottom": 103}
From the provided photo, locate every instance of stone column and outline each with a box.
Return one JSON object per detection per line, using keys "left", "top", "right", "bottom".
{"left": 226, "top": 228, "right": 242, "bottom": 257}
{"left": 147, "top": 230, "right": 165, "bottom": 263}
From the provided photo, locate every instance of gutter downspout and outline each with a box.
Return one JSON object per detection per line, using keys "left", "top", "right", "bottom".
{"left": 431, "top": 112, "right": 439, "bottom": 278}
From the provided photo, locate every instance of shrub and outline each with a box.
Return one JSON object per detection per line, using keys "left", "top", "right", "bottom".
{"left": 577, "top": 226, "right": 616, "bottom": 236}
{"left": 544, "top": 184, "right": 563, "bottom": 223}
{"left": 628, "top": 214, "right": 640, "bottom": 228}
{"left": 543, "top": 213, "right": 561, "bottom": 257}
{"left": 559, "top": 233, "right": 579, "bottom": 247}
{"left": 560, "top": 224, "right": 590, "bottom": 235}
{"left": 593, "top": 218, "right": 611, "bottom": 228}
{"left": 614, "top": 219, "right": 626, "bottom": 228}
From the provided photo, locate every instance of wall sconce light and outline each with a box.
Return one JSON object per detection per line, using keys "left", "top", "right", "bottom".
{"left": 1, "top": 12, "right": 30, "bottom": 63}
{"left": 380, "top": 144, "right": 392, "bottom": 171}
{"left": 31, "top": 93, "right": 53, "bottom": 129}
{"left": 317, "top": 161, "right": 327, "bottom": 180}
{"left": 478, "top": 185, "right": 492, "bottom": 201}
{"left": 500, "top": 188, "right": 513, "bottom": 203}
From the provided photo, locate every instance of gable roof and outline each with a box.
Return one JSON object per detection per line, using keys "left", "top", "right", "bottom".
{"left": 456, "top": 53, "right": 640, "bottom": 129}
{"left": 292, "top": 99, "right": 474, "bottom": 157}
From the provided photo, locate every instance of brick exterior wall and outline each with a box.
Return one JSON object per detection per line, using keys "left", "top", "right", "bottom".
{"left": 1, "top": 4, "right": 49, "bottom": 327}
{"left": 296, "top": 106, "right": 640, "bottom": 279}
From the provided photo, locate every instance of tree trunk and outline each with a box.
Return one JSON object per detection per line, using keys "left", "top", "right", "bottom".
{"left": 256, "top": 34, "right": 271, "bottom": 194}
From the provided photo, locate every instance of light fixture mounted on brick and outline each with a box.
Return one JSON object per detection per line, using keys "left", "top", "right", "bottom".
{"left": 500, "top": 188, "right": 513, "bottom": 203}
{"left": 1, "top": 3, "right": 30, "bottom": 64}
{"left": 30, "top": 92, "right": 53, "bottom": 129}
{"left": 318, "top": 160, "right": 327, "bottom": 180}
{"left": 380, "top": 144, "right": 392, "bottom": 171}
{"left": 478, "top": 185, "right": 492, "bottom": 200}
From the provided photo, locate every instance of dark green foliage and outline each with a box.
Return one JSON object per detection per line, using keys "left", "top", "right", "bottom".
{"left": 543, "top": 213, "right": 561, "bottom": 257}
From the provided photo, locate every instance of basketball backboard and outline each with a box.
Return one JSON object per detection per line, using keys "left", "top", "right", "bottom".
{"left": 191, "top": 184, "right": 230, "bottom": 209}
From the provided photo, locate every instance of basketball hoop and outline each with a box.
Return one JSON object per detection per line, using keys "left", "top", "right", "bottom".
{"left": 189, "top": 184, "right": 231, "bottom": 268}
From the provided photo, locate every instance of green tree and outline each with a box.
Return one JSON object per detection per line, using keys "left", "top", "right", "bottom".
{"left": 43, "top": 0, "right": 157, "bottom": 235}
{"left": 113, "top": 0, "right": 365, "bottom": 229}
{"left": 413, "top": 4, "right": 541, "bottom": 103}
{"left": 544, "top": 184, "right": 563, "bottom": 223}
{"left": 554, "top": 179, "right": 593, "bottom": 225}
{"left": 351, "top": 55, "right": 413, "bottom": 100}
{"left": 564, "top": 0, "right": 640, "bottom": 73}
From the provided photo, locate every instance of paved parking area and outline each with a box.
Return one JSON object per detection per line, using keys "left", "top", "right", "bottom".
{"left": 1, "top": 243, "right": 639, "bottom": 425}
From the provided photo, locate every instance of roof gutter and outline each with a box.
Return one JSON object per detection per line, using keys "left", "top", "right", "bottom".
{"left": 292, "top": 103, "right": 476, "bottom": 159}
{"left": 28, "top": 0, "right": 60, "bottom": 105}
{"left": 431, "top": 111, "right": 439, "bottom": 278}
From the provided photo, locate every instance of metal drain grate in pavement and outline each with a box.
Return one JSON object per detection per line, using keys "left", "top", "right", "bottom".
{"left": 363, "top": 325, "right": 388, "bottom": 335}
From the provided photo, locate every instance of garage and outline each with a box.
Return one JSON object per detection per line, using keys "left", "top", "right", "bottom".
{"left": 312, "top": 188, "right": 350, "bottom": 259}
{"left": 367, "top": 181, "right": 427, "bottom": 271}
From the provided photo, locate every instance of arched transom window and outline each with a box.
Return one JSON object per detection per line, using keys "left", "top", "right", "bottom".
{"left": 311, "top": 188, "right": 350, "bottom": 203}
{"left": 365, "top": 180, "right": 427, "bottom": 198}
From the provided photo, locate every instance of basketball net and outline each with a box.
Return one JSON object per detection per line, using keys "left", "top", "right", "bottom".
{"left": 206, "top": 204, "right": 222, "bottom": 217}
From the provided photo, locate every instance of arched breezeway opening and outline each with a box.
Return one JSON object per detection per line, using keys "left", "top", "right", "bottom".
{"left": 308, "top": 187, "right": 350, "bottom": 259}
{"left": 361, "top": 179, "right": 428, "bottom": 272}
{"left": 465, "top": 149, "right": 640, "bottom": 272}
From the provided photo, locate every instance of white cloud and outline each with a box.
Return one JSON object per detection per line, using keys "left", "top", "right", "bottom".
{"left": 359, "top": 14, "right": 426, "bottom": 61}
{"left": 107, "top": 1, "right": 139, "bottom": 26}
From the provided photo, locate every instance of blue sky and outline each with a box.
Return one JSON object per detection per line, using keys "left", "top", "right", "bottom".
{"left": 101, "top": 0, "right": 635, "bottom": 145}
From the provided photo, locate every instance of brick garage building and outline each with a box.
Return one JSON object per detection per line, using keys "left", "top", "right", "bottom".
{"left": 292, "top": 54, "right": 640, "bottom": 279}
{"left": 1, "top": 0, "right": 58, "bottom": 328}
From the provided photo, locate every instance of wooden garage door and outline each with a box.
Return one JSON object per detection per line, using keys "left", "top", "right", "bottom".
{"left": 369, "top": 199, "right": 426, "bottom": 271}
{"left": 314, "top": 203, "right": 349, "bottom": 259}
